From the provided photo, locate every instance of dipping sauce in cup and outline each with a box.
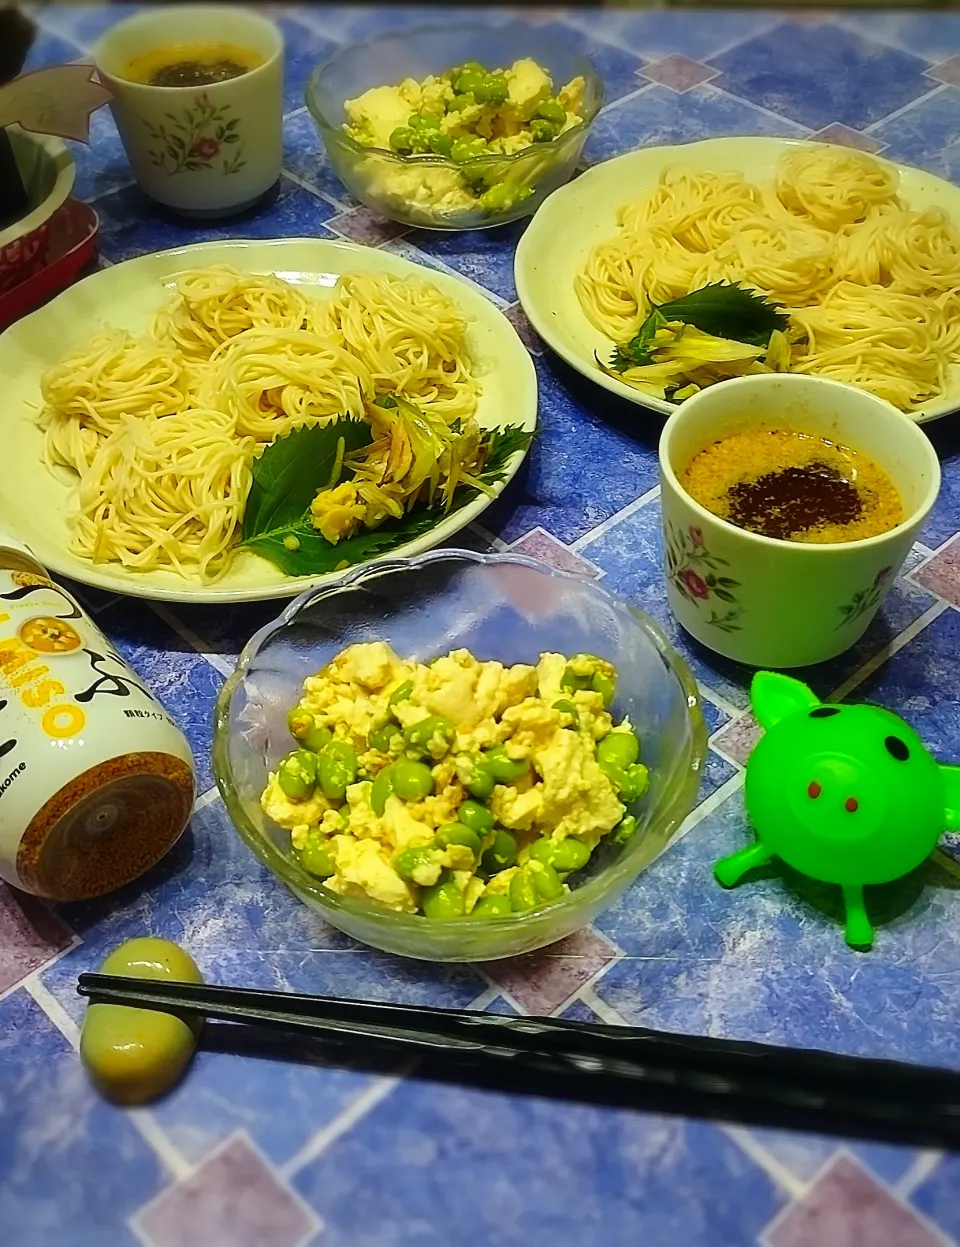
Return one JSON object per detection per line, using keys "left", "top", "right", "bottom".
{"left": 94, "top": 6, "right": 283, "bottom": 218}
{"left": 0, "top": 534, "right": 195, "bottom": 901}
{"left": 658, "top": 374, "right": 940, "bottom": 668}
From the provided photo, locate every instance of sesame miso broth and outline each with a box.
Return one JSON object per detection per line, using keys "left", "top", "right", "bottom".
{"left": 680, "top": 428, "right": 903, "bottom": 544}
{"left": 120, "top": 42, "right": 262, "bottom": 87}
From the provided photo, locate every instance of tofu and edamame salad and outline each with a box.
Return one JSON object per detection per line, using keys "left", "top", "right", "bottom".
{"left": 261, "top": 643, "right": 646, "bottom": 919}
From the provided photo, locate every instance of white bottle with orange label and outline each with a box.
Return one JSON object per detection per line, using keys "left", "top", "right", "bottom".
{"left": 0, "top": 535, "right": 195, "bottom": 901}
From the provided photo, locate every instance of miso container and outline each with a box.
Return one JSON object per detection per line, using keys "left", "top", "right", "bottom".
{"left": 0, "top": 534, "right": 195, "bottom": 900}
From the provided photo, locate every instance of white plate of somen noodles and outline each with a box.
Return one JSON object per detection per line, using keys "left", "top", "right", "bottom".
{"left": 0, "top": 238, "right": 537, "bottom": 603}
{"left": 515, "top": 136, "right": 960, "bottom": 421}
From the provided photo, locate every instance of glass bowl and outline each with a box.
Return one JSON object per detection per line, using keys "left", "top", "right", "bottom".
{"left": 304, "top": 23, "right": 603, "bottom": 230}
{"left": 213, "top": 551, "right": 706, "bottom": 961}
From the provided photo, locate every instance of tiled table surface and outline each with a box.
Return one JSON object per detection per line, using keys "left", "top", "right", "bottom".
{"left": 6, "top": 5, "right": 960, "bottom": 1244}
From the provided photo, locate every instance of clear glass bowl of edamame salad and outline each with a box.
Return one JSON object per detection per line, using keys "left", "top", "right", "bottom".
{"left": 214, "top": 551, "right": 706, "bottom": 962}
{"left": 305, "top": 23, "right": 603, "bottom": 230}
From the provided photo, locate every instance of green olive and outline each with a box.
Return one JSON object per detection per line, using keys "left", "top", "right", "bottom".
{"left": 392, "top": 758, "right": 434, "bottom": 802}
{"left": 298, "top": 838, "right": 335, "bottom": 878}
{"left": 316, "top": 741, "right": 357, "bottom": 800}
{"left": 387, "top": 680, "right": 414, "bottom": 717}
{"left": 390, "top": 126, "right": 415, "bottom": 154}
{"left": 480, "top": 829, "right": 517, "bottom": 874}
{"left": 421, "top": 876, "right": 465, "bottom": 919}
{"left": 457, "top": 799, "right": 494, "bottom": 834}
{"left": 553, "top": 699, "right": 580, "bottom": 727}
{"left": 403, "top": 715, "right": 455, "bottom": 759}
{"left": 277, "top": 749, "right": 317, "bottom": 800}
{"left": 470, "top": 892, "right": 512, "bottom": 918}
{"left": 80, "top": 938, "right": 202, "bottom": 1105}
{"left": 370, "top": 765, "right": 395, "bottom": 816}
{"left": 536, "top": 97, "right": 567, "bottom": 126}
{"left": 483, "top": 744, "right": 529, "bottom": 783}
{"left": 611, "top": 814, "right": 638, "bottom": 845}
{"left": 368, "top": 722, "right": 402, "bottom": 753}
{"left": 435, "top": 823, "right": 482, "bottom": 857}
{"left": 529, "top": 118, "right": 558, "bottom": 143}
{"left": 596, "top": 731, "right": 640, "bottom": 770}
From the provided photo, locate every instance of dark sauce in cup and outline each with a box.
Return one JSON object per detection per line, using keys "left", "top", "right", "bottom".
{"left": 121, "top": 42, "right": 262, "bottom": 88}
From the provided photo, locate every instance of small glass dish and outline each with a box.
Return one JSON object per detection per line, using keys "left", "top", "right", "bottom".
{"left": 214, "top": 551, "right": 706, "bottom": 961}
{"left": 304, "top": 23, "right": 603, "bottom": 231}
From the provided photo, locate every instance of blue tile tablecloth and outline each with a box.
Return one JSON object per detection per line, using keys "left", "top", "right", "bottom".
{"left": 5, "top": 7, "right": 960, "bottom": 1244}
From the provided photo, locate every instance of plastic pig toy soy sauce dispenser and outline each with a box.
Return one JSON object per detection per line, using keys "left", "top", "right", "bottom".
{"left": 714, "top": 671, "right": 960, "bottom": 949}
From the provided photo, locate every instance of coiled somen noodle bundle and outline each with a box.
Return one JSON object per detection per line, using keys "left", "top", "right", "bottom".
{"left": 37, "top": 265, "right": 481, "bottom": 581}
{"left": 576, "top": 143, "right": 960, "bottom": 412}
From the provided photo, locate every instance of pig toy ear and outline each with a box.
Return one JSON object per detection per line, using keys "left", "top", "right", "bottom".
{"left": 941, "top": 765, "right": 960, "bottom": 831}
{"left": 750, "top": 671, "right": 821, "bottom": 731}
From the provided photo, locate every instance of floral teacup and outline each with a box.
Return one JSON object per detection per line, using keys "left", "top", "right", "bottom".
{"left": 658, "top": 374, "right": 940, "bottom": 668}
{"left": 94, "top": 6, "right": 283, "bottom": 217}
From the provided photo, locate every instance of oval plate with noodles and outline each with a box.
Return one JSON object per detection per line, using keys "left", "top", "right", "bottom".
{"left": 0, "top": 238, "right": 537, "bottom": 603}
{"left": 515, "top": 136, "right": 960, "bottom": 423}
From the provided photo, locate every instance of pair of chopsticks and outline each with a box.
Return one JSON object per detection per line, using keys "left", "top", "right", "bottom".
{"left": 78, "top": 973, "right": 960, "bottom": 1148}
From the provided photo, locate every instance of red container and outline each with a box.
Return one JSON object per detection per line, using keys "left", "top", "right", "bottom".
{"left": 0, "top": 199, "right": 99, "bottom": 328}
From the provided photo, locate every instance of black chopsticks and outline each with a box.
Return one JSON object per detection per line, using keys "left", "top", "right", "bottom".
{"left": 77, "top": 972, "right": 960, "bottom": 1149}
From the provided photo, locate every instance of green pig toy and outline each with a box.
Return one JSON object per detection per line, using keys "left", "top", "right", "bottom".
{"left": 714, "top": 671, "right": 960, "bottom": 950}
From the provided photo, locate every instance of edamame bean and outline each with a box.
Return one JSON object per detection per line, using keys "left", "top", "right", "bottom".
{"left": 403, "top": 715, "right": 455, "bottom": 759}
{"left": 593, "top": 672, "right": 616, "bottom": 706}
{"left": 599, "top": 760, "right": 649, "bottom": 803}
{"left": 390, "top": 126, "right": 415, "bottom": 153}
{"left": 529, "top": 118, "right": 558, "bottom": 143}
{"left": 298, "top": 839, "right": 335, "bottom": 878}
{"left": 277, "top": 749, "right": 317, "bottom": 800}
{"left": 421, "top": 877, "right": 465, "bottom": 919}
{"left": 392, "top": 758, "right": 434, "bottom": 802}
{"left": 596, "top": 731, "right": 640, "bottom": 770}
{"left": 611, "top": 814, "right": 638, "bottom": 845}
{"left": 368, "top": 722, "right": 402, "bottom": 753}
{"left": 458, "top": 754, "right": 495, "bottom": 799}
{"left": 428, "top": 131, "right": 453, "bottom": 157}
{"left": 528, "top": 839, "right": 556, "bottom": 867}
{"left": 475, "top": 73, "right": 507, "bottom": 105}
{"left": 550, "top": 838, "right": 591, "bottom": 874}
{"left": 453, "top": 67, "right": 485, "bottom": 95}
{"left": 536, "top": 98, "right": 567, "bottom": 126}
{"left": 509, "top": 868, "right": 538, "bottom": 912}
{"left": 387, "top": 681, "right": 413, "bottom": 717}
{"left": 435, "top": 823, "right": 482, "bottom": 857}
{"left": 477, "top": 183, "right": 515, "bottom": 214}
{"left": 80, "top": 938, "right": 202, "bottom": 1105}
{"left": 552, "top": 699, "right": 580, "bottom": 727}
{"left": 451, "top": 136, "right": 487, "bottom": 163}
{"left": 530, "top": 861, "right": 564, "bottom": 902}
{"left": 447, "top": 91, "right": 476, "bottom": 112}
{"left": 483, "top": 744, "right": 529, "bottom": 782}
{"left": 370, "top": 766, "right": 395, "bottom": 816}
{"left": 481, "top": 829, "right": 517, "bottom": 873}
{"left": 560, "top": 665, "right": 593, "bottom": 693}
{"left": 394, "top": 845, "right": 442, "bottom": 885}
{"left": 287, "top": 707, "right": 313, "bottom": 741}
{"left": 457, "top": 799, "right": 494, "bottom": 834}
{"left": 470, "top": 892, "right": 512, "bottom": 918}
{"left": 316, "top": 741, "right": 357, "bottom": 800}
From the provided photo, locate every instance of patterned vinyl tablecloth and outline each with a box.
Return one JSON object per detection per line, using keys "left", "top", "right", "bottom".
{"left": 5, "top": 6, "right": 960, "bottom": 1244}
